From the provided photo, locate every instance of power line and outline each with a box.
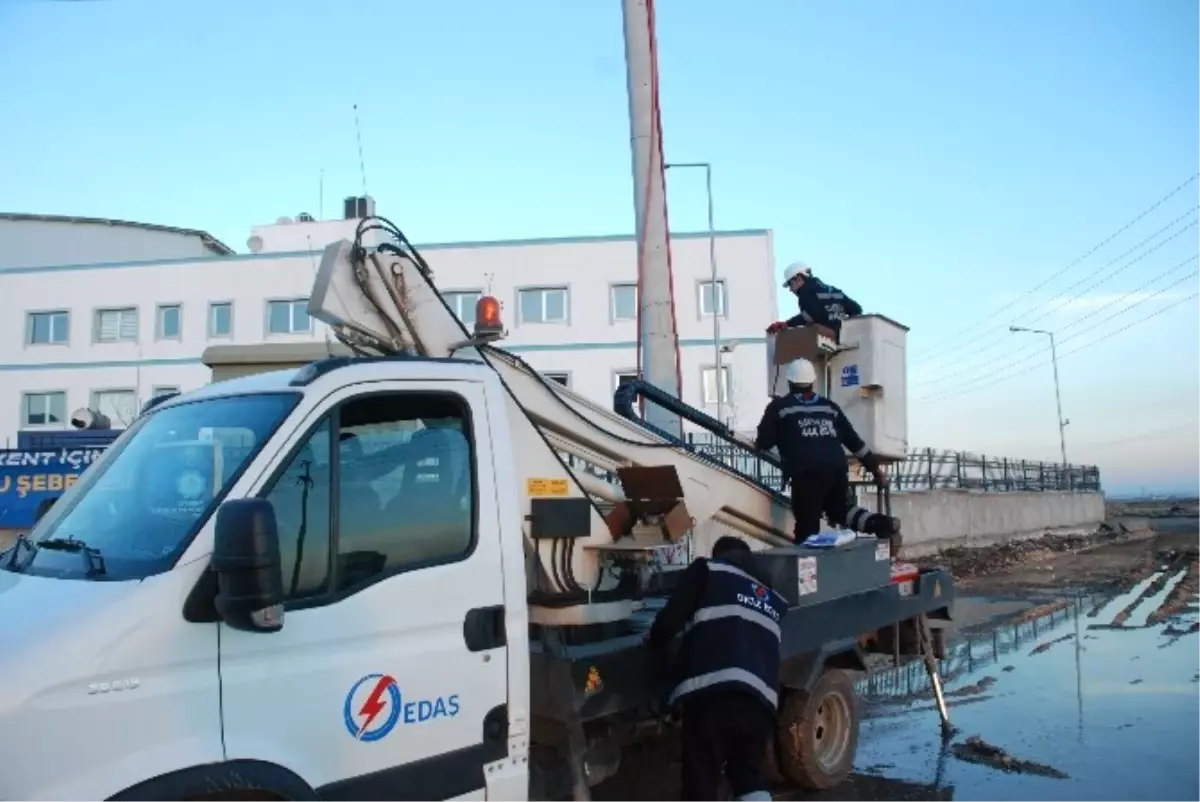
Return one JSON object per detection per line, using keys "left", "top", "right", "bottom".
{"left": 1072, "top": 421, "right": 1199, "bottom": 450}
{"left": 1053, "top": 254, "right": 1199, "bottom": 333}
{"left": 917, "top": 290, "right": 1199, "bottom": 405}
{"left": 907, "top": 248, "right": 1200, "bottom": 388}
{"left": 912, "top": 206, "right": 1195, "bottom": 381}
{"left": 912, "top": 200, "right": 1195, "bottom": 376}
{"left": 1012, "top": 210, "right": 1200, "bottom": 331}
{"left": 911, "top": 172, "right": 1200, "bottom": 361}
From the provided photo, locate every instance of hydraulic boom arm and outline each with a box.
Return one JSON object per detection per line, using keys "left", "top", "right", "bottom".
{"left": 307, "top": 225, "right": 795, "bottom": 624}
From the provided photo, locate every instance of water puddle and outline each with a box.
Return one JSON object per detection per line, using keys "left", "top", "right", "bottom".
{"left": 1087, "top": 570, "right": 1163, "bottom": 622}
{"left": 849, "top": 595, "right": 1200, "bottom": 800}
{"left": 1136, "top": 571, "right": 1192, "bottom": 627}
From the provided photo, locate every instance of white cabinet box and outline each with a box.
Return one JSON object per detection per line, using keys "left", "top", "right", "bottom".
{"left": 765, "top": 315, "right": 908, "bottom": 461}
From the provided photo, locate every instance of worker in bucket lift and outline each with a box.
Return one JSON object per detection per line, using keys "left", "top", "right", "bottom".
{"left": 766, "top": 261, "right": 862, "bottom": 342}
{"left": 646, "top": 535, "right": 786, "bottom": 802}
{"left": 754, "top": 357, "right": 901, "bottom": 546}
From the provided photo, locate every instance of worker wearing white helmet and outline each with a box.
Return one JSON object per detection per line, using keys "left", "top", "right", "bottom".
{"left": 766, "top": 261, "right": 863, "bottom": 342}
{"left": 754, "top": 357, "right": 900, "bottom": 545}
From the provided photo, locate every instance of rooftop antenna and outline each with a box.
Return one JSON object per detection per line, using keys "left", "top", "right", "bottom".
{"left": 319, "top": 168, "right": 325, "bottom": 221}
{"left": 353, "top": 104, "right": 368, "bottom": 198}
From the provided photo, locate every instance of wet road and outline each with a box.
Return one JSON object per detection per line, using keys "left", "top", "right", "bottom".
{"left": 832, "top": 578, "right": 1199, "bottom": 801}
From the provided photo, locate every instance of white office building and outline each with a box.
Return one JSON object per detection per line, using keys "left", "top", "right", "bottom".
{"left": 0, "top": 202, "right": 779, "bottom": 446}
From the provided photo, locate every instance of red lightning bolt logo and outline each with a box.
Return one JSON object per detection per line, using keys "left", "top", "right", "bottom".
{"left": 355, "top": 674, "right": 397, "bottom": 740}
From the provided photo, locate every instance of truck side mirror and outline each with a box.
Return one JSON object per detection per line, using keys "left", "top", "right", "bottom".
{"left": 212, "top": 498, "right": 285, "bottom": 634}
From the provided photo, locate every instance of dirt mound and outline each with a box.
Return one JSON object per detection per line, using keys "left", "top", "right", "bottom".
{"left": 951, "top": 735, "right": 1069, "bottom": 779}
{"left": 914, "top": 526, "right": 1125, "bottom": 580}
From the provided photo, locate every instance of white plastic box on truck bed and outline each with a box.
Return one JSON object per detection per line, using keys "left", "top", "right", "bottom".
{"left": 766, "top": 315, "right": 909, "bottom": 461}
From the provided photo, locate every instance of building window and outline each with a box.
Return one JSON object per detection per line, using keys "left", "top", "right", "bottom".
{"left": 26, "top": 311, "right": 69, "bottom": 346}
{"left": 209, "top": 302, "right": 233, "bottom": 338}
{"left": 518, "top": 287, "right": 568, "bottom": 324}
{"left": 699, "top": 280, "right": 727, "bottom": 317}
{"left": 611, "top": 284, "right": 637, "bottom": 322}
{"left": 261, "top": 392, "right": 476, "bottom": 602}
{"left": 151, "top": 385, "right": 181, "bottom": 401}
{"left": 701, "top": 366, "right": 732, "bottom": 405}
{"left": 92, "top": 389, "right": 138, "bottom": 427}
{"left": 446, "top": 291, "right": 483, "bottom": 327}
{"left": 22, "top": 391, "right": 66, "bottom": 427}
{"left": 614, "top": 370, "right": 639, "bottom": 391}
{"left": 267, "top": 299, "right": 311, "bottom": 335}
{"left": 543, "top": 373, "right": 570, "bottom": 388}
{"left": 94, "top": 307, "right": 139, "bottom": 343}
{"left": 157, "top": 304, "right": 182, "bottom": 340}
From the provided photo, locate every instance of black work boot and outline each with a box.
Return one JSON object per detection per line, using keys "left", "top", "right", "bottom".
{"left": 864, "top": 514, "right": 903, "bottom": 557}
{"left": 886, "top": 517, "right": 903, "bottom": 558}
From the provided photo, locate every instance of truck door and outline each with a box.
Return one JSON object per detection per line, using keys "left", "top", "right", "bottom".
{"left": 218, "top": 381, "right": 509, "bottom": 800}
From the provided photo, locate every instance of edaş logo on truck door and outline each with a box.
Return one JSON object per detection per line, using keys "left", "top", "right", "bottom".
{"left": 343, "top": 674, "right": 460, "bottom": 742}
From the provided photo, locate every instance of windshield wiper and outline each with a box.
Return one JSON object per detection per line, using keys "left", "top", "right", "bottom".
{"left": 37, "top": 537, "right": 107, "bottom": 577}
{"left": 3, "top": 534, "right": 37, "bottom": 572}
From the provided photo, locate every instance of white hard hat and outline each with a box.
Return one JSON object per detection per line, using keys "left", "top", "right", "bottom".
{"left": 785, "top": 358, "right": 818, "bottom": 386}
{"left": 781, "top": 261, "right": 812, "bottom": 287}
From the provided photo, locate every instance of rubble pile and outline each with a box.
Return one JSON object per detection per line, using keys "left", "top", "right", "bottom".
{"left": 1147, "top": 551, "right": 1199, "bottom": 626}
{"left": 951, "top": 736, "right": 1069, "bottom": 779}
{"left": 914, "top": 525, "right": 1124, "bottom": 580}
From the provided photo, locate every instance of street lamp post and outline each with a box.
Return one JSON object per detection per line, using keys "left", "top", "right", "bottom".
{"left": 665, "top": 161, "right": 723, "bottom": 426}
{"left": 1010, "top": 326, "right": 1070, "bottom": 471}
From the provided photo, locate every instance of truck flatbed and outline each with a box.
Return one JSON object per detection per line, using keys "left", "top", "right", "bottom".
{"left": 530, "top": 565, "right": 953, "bottom": 727}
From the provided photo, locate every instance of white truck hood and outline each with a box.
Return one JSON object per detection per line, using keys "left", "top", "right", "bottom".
{"left": 0, "top": 560, "right": 222, "bottom": 801}
{"left": 0, "top": 569, "right": 149, "bottom": 705}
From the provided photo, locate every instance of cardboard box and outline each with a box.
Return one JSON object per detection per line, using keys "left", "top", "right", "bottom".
{"left": 603, "top": 465, "right": 694, "bottom": 542}
{"left": 766, "top": 325, "right": 838, "bottom": 396}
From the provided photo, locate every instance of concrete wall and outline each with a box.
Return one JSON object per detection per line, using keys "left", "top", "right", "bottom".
{"left": 869, "top": 489, "right": 1107, "bottom": 556}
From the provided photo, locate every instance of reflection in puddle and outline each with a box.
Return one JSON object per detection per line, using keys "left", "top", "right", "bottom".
{"left": 849, "top": 593, "right": 1199, "bottom": 801}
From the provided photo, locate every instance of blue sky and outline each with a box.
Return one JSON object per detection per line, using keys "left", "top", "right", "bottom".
{"left": 1, "top": 0, "right": 1197, "bottom": 493}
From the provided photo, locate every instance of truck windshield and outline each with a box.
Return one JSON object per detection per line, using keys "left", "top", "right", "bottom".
{"left": 6, "top": 392, "right": 300, "bottom": 581}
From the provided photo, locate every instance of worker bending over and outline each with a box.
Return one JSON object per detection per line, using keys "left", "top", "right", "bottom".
{"left": 647, "top": 536, "right": 786, "bottom": 802}
{"left": 754, "top": 358, "right": 899, "bottom": 544}
{"left": 766, "top": 261, "right": 862, "bottom": 342}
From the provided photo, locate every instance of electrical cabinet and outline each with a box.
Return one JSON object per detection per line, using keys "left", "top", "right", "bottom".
{"left": 766, "top": 315, "right": 909, "bottom": 461}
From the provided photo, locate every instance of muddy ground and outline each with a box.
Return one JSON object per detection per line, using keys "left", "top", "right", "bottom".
{"left": 923, "top": 509, "right": 1198, "bottom": 633}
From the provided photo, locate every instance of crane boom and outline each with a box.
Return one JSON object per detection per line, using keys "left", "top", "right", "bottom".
{"left": 302, "top": 234, "right": 795, "bottom": 625}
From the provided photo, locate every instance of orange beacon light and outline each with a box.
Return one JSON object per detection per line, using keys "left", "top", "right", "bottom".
{"left": 474, "top": 295, "right": 504, "bottom": 340}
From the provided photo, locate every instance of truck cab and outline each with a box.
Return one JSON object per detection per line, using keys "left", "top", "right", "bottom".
{"left": 1, "top": 357, "right": 531, "bottom": 800}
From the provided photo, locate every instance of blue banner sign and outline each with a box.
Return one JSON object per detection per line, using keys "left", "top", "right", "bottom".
{"left": 0, "top": 448, "right": 108, "bottom": 529}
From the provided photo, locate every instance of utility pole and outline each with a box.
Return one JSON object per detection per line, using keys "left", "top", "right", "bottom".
{"left": 1010, "top": 326, "right": 1070, "bottom": 468}
{"left": 622, "top": 0, "right": 682, "bottom": 437}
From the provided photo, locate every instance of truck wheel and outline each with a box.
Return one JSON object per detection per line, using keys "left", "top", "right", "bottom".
{"left": 762, "top": 730, "right": 787, "bottom": 786}
{"left": 775, "top": 669, "right": 860, "bottom": 791}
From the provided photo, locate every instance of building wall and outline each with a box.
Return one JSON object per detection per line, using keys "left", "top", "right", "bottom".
{"left": 0, "top": 226, "right": 776, "bottom": 445}
{"left": 0, "top": 218, "right": 223, "bottom": 269}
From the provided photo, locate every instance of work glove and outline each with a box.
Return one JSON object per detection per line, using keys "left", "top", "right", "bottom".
{"left": 861, "top": 453, "right": 889, "bottom": 488}
{"left": 766, "top": 321, "right": 787, "bottom": 334}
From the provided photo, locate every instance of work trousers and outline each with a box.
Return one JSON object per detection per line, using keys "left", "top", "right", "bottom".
{"left": 679, "top": 688, "right": 775, "bottom": 801}
{"left": 789, "top": 465, "right": 876, "bottom": 541}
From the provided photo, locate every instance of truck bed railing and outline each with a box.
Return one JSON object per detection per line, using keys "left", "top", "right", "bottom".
{"left": 612, "top": 378, "right": 789, "bottom": 504}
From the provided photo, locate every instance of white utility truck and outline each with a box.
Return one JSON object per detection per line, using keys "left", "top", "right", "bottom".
{"left": 0, "top": 217, "right": 953, "bottom": 801}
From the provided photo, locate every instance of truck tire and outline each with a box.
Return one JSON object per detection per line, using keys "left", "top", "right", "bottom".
{"left": 762, "top": 731, "right": 787, "bottom": 786}
{"left": 775, "top": 669, "right": 860, "bottom": 791}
